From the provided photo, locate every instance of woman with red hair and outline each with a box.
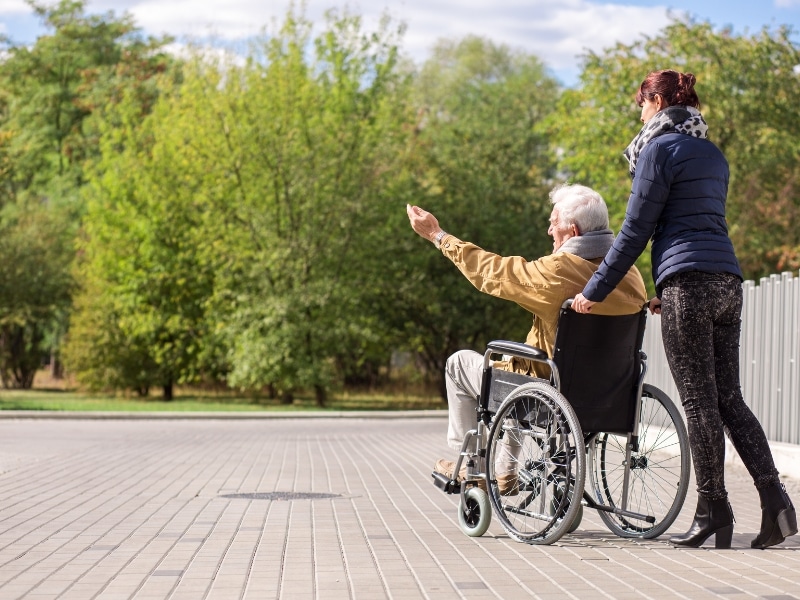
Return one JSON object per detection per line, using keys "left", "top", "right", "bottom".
{"left": 573, "top": 69, "right": 796, "bottom": 549}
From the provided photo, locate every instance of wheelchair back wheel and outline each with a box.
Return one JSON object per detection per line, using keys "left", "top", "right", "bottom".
{"left": 587, "top": 384, "right": 689, "bottom": 538}
{"left": 486, "top": 381, "right": 586, "bottom": 545}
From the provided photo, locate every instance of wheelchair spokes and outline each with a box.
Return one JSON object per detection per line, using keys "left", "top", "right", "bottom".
{"left": 486, "top": 382, "right": 586, "bottom": 545}
{"left": 435, "top": 380, "right": 688, "bottom": 544}
{"left": 433, "top": 308, "right": 689, "bottom": 545}
{"left": 587, "top": 384, "right": 690, "bottom": 538}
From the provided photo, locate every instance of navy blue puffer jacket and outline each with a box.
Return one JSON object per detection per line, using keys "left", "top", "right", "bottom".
{"left": 583, "top": 131, "right": 742, "bottom": 302}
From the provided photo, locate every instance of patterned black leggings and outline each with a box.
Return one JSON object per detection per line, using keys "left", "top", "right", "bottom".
{"left": 660, "top": 271, "right": 780, "bottom": 501}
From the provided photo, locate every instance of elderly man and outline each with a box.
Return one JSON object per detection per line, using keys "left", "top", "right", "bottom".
{"left": 407, "top": 183, "right": 647, "bottom": 493}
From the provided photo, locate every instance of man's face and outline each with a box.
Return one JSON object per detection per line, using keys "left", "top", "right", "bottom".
{"left": 548, "top": 207, "right": 576, "bottom": 251}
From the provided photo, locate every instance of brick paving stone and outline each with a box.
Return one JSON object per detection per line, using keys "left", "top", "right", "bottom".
{"left": 0, "top": 416, "right": 799, "bottom": 599}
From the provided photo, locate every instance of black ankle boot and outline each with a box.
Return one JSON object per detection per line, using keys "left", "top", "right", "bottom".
{"left": 669, "top": 495, "right": 735, "bottom": 549}
{"left": 751, "top": 483, "right": 798, "bottom": 549}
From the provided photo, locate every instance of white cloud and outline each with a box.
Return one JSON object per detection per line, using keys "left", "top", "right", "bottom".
{"left": 2, "top": 0, "right": 687, "bottom": 84}
{"left": 374, "top": 0, "right": 679, "bottom": 80}
{"left": 122, "top": 0, "right": 273, "bottom": 39}
{"left": 0, "top": 0, "right": 28, "bottom": 14}
{"left": 87, "top": 0, "right": 678, "bottom": 72}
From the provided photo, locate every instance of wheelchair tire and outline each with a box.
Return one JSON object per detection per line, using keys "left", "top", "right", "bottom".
{"left": 486, "top": 381, "right": 586, "bottom": 545}
{"left": 567, "top": 501, "right": 583, "bottom": 534}
{"left": 550, "top": 481, "right": 584, "bottom": 534}
{"left": 458, "top": 487, "right": 491, "bottom": 537}
{"left": 588, "top": 384, "right": 690, "bottom": 538}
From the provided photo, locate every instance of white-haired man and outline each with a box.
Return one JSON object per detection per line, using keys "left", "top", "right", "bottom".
{"left": 407, "top": 184, "right": 647, "bottom": 493}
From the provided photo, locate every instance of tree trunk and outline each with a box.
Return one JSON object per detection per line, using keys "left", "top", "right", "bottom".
{"left": 0, "top": 325, "right": 41, "bottom": 389}
{"left": 314, "top": 384, "right": 326, "bottom": 408}
{"left": 163, "top": 382, "right": 174, "bottom": 401}
{"left": 50, "top": 347, "right": 63, "bottom": 379}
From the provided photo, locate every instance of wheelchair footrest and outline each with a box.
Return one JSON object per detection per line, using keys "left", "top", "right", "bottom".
{"left": 432, "top": 471, "right": 459, "bottom": 494}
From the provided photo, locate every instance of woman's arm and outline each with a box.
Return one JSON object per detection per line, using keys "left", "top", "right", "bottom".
{"left": 581, "top": 144, "right": 671, "bottom": 303}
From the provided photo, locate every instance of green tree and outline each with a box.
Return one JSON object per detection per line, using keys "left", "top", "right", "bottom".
{"left": 387, "top": 36, "right": 560, "bottom": 398}
{"left": 65, "top": 68, "right": 216, "bottom": 400}
{"left": 0, "top": 0, "right": 173, "bottom": 387}
{"left": 0, "top": 198, "right": 73, "bottom": 387}
{"left": 214, "top": 9, "right": 409, "bottom": 405}
{"left": 550, "top": 19, "right": 800, "bottom": 284}
{"left": 66, "top": 8, "right": 409, "bottom": 403}
{"left": 0, "top": 0, "right": 173, "bottom": 201}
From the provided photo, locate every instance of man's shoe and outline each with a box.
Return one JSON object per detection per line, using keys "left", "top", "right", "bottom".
{"left": 494, "top": 439, "right": 521, "bottom": 496}
{"left": 496, "top": 473, "right": 519, "bottom": 496}
{"left": 434, "top": 458, "right": 486, "bottom": 491}
{"left": 434, "top": 459, "right": 466, "bottom": 480}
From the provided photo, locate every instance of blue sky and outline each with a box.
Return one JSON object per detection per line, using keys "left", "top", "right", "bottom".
{"left": 2, "top": 0, "right": 799, "bottom": 86}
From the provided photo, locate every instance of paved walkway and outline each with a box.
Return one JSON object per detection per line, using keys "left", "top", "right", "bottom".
{"left": 0, "top": 415, "right": 799, "bottom": 600}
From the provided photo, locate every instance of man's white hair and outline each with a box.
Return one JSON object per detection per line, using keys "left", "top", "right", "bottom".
{"left": 549, "top": 183, "right": 609, "bottom": 234}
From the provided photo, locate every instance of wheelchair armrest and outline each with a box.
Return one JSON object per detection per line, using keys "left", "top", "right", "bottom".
{"left": 486, "top": 340, "right": 549, "bottom": 362}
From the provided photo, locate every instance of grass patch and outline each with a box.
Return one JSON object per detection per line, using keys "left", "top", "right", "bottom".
{"left": 0, "top": 386, "right": 444, "bottom": 413}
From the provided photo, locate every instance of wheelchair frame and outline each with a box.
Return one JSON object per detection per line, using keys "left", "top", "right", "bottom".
{"left": 432, "top": 302, "right": 690, "bottom": 545}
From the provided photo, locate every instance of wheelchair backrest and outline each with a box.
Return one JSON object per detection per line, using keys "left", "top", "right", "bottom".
{"left": 552, "top": 306, "right": 647, "bottom": 434}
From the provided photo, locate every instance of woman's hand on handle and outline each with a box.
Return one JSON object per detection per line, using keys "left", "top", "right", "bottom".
{"left": 648, "top": 297, "right": 662, "bottom": 315}
{"left": 572, "top": 293, "right": 596, "bottom": 314}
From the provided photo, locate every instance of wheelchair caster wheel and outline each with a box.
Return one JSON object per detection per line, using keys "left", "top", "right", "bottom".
{"left": 458, "top": 487, "right": 491, "bottom": 537}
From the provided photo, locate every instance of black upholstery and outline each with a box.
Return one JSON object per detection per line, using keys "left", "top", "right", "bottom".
{"left": 487, "top": 369, "right": 543, "bottom": 413}
{"left": 482, "top": 305, "right": 647, "bottom": 434}
{"left": 551, "top": 306, "right": 647, "bottom": 434}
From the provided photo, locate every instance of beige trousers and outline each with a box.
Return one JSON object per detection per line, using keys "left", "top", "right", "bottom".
{"left": 445, "top": 350, "right": 520, "bottom": 473}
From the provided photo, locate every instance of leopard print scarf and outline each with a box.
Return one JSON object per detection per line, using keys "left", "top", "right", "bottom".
{"left": 623, "top": 106, "right": 708, "bottom": 177}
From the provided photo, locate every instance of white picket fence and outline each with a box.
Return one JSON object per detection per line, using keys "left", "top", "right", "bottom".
{"left": 642, "top": 270, "right": 800, "bottom": 445}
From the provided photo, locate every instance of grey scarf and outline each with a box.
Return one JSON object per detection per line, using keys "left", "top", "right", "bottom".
{"left": 623, "top": 105, "right": 708, "bottom": 177}
{"left": 556, "top": 229, "right": 614, "bottom": 260}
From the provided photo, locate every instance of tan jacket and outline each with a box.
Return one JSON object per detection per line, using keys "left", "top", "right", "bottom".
{"left": 439, "top": 234, "right": 648, "bottom": 377}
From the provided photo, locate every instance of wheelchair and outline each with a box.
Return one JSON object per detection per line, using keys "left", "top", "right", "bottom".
{"left": 432, "top": 300, "right": 690, "bottom": 545}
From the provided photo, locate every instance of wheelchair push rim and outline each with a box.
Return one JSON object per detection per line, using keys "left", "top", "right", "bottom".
{"left": 486, "top": 381, "right": 586, "bottom": 545}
